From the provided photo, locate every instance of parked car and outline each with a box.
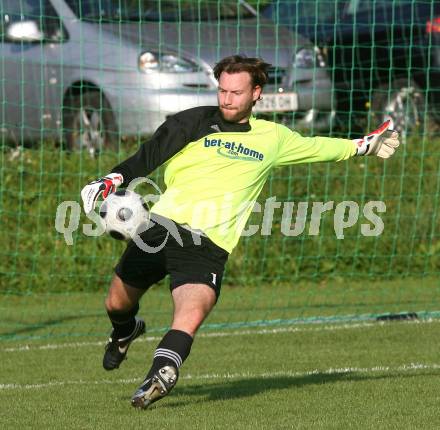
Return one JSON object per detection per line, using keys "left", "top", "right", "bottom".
{"left": 0, "top": 0, "right": 334, "bottom": 155}
{"left": 262, "top": 0, "right": 440, "bottom": 134}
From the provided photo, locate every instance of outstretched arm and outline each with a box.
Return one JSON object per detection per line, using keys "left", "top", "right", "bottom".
{"left": 275, "top": 118, "right": 400, "bottom": 166}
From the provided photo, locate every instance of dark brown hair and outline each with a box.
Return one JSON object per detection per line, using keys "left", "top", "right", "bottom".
{"left": 213, "top": 55, "right": 271, "bottom": 88}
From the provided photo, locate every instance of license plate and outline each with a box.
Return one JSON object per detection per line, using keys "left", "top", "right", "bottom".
{"left": 253, "top": 93, "right": 298, "bottom": 112}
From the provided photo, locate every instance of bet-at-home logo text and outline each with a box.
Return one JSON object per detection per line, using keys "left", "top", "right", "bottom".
{"left": 204, "top": 137, "right": 264, "bottom": 162}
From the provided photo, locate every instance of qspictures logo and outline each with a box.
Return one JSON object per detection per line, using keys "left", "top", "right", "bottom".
{"left": 55, "top": 176, "right": 387, "bottom": 248}
{"left": 204, "top": 137, "right": 264, "bottom": 162}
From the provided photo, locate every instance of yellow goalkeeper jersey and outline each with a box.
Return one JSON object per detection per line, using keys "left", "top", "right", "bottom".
{"left": 147, "top": 114, "right": 355, "bottom": 253}
{"left": 112, "top": 107, "right": 356, "bottom": 253}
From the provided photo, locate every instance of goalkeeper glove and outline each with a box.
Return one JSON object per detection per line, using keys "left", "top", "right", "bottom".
{"left": 81, "top": 173, "right": 123, "bottom": 214}
{"left": 354, "top": 118, "right": 400, "bottom": 158}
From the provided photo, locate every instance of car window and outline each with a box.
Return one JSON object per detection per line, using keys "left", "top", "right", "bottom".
{"left": 0, "top": 0, "right": 66, "bottom": 42}
{"left": 65, "top": 0, "right": 256, "bottom": 22}
{"left": 263, "top": 0, "right": 419, "bottom": 25}
{"left": 345, "top": 0, "right": 415, "bottom": 15}
{"left": 262, "top": 0, "right": 341, "bottom": 26}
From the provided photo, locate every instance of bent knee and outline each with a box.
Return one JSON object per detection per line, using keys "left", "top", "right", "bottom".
{"left": 105, "top": 275, "right": 143, "bottom": 312}
{"left": 172, "top": 306, "right": 215, "bottom": 337}
{"left": 104, "top": 294, "right": 122, "bottom": 313}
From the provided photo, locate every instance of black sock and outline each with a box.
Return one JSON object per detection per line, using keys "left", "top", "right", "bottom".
{"left": 146, "top": 329, "right": 193, "bottom": 379}
{"left": 107, "top": 303, "right": 139, "bottom": 339}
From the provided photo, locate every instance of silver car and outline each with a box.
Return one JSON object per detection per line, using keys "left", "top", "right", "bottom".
{"left": 1, "top": 0, "right": 334, "bottom": 155}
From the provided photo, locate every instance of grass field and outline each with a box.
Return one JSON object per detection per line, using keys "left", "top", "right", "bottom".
{"left": 1, "top": 278, "right": 440, "bottom": 429}
{"left": 1, "top": 133, "right": 439, "bottom": 428}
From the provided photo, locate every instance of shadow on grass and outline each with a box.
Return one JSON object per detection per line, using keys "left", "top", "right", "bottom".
{"left": 0, "top": 313, "right": 103, "bottom": 340}
{"left": 156, "top": 370, "right": 438, "bottom": 408}
{"left": 218, "top": 298, "right": 434, "bottom": 314}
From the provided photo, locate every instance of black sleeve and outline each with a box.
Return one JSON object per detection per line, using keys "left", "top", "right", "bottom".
{"left": 111, "top": 112, "right": 197, "bottom": 186}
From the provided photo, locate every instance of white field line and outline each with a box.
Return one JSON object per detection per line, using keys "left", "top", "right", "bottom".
{"left": 1, "top": 362, "right": 439, "bottom": 391}
{"left": 2, "top": 318, "right": 438, "bottom": 354}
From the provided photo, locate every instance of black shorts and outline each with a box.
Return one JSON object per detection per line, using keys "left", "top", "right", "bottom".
{"left": 114, "top": 214, "right": 229, "bottom": 299}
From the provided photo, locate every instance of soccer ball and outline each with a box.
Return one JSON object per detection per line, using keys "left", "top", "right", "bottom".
{"left": 99, "top": 190, "right": 149, "bottom": 240}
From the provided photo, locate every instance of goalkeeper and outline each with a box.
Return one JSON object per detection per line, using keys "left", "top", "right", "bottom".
{"left": 81, "top": 55, "right": 400, "bottom": 410}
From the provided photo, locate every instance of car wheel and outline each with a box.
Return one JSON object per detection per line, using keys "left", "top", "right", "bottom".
{"left": 370, "top": 78, "right": 432, "bottom": 134}
{"left": 63, "top": 91, "right": 117, "bottom": 155}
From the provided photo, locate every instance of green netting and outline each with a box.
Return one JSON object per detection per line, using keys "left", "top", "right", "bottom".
{"left": 1, "top": 0, "right": 439, "bottom": 341}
